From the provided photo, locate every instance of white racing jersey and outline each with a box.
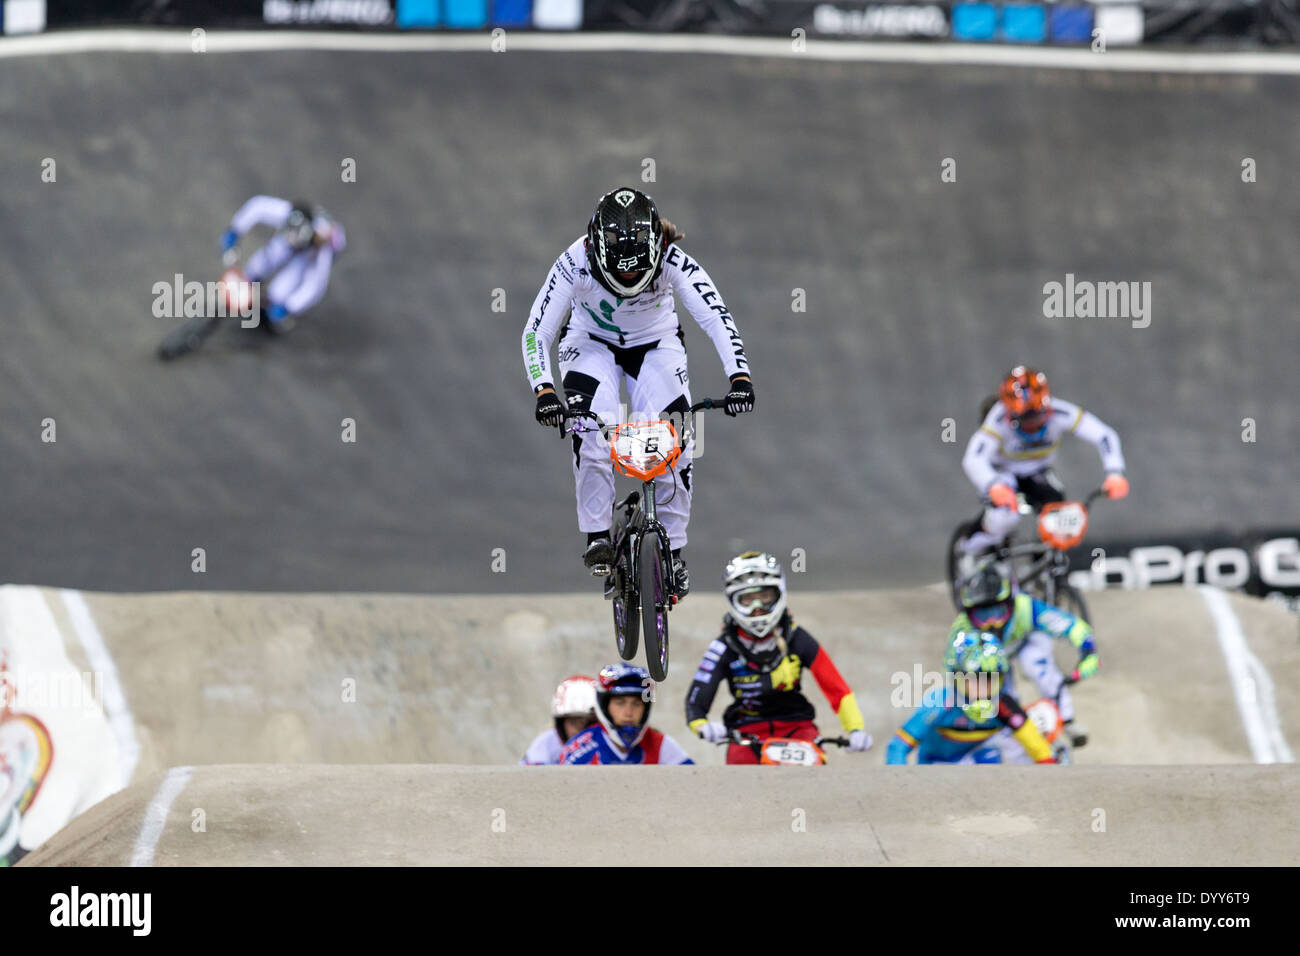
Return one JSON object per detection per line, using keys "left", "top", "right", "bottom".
{"left": 521, "top": 237, "right": 748, "bottom": 389}
{"left": 963, "top": 397, "right": 1126, "bottom": 492}
{"left": 519, "top": 728, "right": 564, "bottom": 766}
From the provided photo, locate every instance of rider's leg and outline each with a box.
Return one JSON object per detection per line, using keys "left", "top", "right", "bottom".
{"left": 962, "top": 497, "right": 1021, "bottom": 554}
{"left": 626, "top": 336, "right": 692, "bottom": 551}
{"left": 242, "top": 234, "right": 295, "bottom": 283}
{"left": 956, "top": 743, "right": 1004, "bottom": 764}
{"left": 1013, "top": 631, "right": 1073, "bottom": 721}
{"left": 774, "top": 720, "right": 821, "bottom": 744}
{"left": 961, "top": 471, "right": 1021, "bottom": 554}
{"left": 261, "top": 250, "right": 312, "bottom": 332}
{"left": 725, "top": 721, "right": 766, "bottom": 765}
{"left": 274, "top": 244, "right": 336, "bottom": 317}
{"left": 559, "top": 334, "right": 623, "bottom": 559}
{"left": 989, "top": 726, "right": 1033, "bottom": 764}
{"left": 1017, "top": 468, "right": 1066, "bottom": 511}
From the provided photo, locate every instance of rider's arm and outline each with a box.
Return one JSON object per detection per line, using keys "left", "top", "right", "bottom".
{"left": 888, "top": 688, "right": 951, "bottom": 764}
{"left": 797, "top": 633, "right": 865, "bottom": 733}
{"left": 656, "top": 734, "right": 696, "bottom": 766}
{"left": 229, "top": 195, "right": 292, "bottom": 237}
{"left": 998, "top": 694, "right": 1057, "bottom": 763}
{"left": 961, "top": 411, "right": 1006, "bottom": 494}
{"left": 557, "top": 729, "right": 599, "bottom": 765}
{"left": 685, "top": 638, "right": 732, "bottom": 736}
{"left": 521, "top": 244, "right": 579, "bottom": 393}
{"left": 1030, "top": 598, "right": 1098, "bottom": 675}
{"left": 885, "top": 729, "right": 918, "bottom": 765}
{"left": 520, "top": 729, "right": 561, "bottom": 766}
{"left": 1064, "top": 400, "right": 1126, "bottom": 475}
{"left": 323, "top": 219, "right": 346, "bottom": 253}
{"left": 664, "top": 246, "right": 749, "bottom": 380}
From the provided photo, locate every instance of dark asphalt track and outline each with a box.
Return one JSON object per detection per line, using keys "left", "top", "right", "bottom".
{"left": 1, "top": 48, "right": 1296, "bottom": 593}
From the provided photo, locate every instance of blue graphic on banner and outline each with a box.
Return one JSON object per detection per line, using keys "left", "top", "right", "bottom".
{"left": 445, "top": 0, "right": 488, "bottom": 27}
{"left": 1001, "top": 3, "right": 1045, "bottom": 42}
{"left": 397, "top": 0, "right": 441, "bottom": 27}
{"left": 493, "top": 0, "right": 532, "bottom": 26}
{"left": 952, "top": 3, "right": 997, "bottom": 41}
{"left": 1050, "top": 5, "right": 1094, "bottom": 43}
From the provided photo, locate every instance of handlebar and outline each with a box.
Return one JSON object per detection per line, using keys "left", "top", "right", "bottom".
{"left": 716, "top": 730, "right": 850, "bottom": 749}
{"left": 560, "top": 397, "right": 727, "bottom": 438}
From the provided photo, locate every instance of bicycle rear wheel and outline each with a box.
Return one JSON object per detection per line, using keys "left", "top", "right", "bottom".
{"left": 946, "top": 518, "right": 981, "bottom": 610}
{"left": 639, "top": 530, "right": 672, "bottom": 682}
{"left": 612, "top": 530, "right": 639, "bottom": 662}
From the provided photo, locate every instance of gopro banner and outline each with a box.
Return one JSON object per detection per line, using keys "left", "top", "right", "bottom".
{"left": 1068, "top": 530, "right": 1300, "bottom": 611}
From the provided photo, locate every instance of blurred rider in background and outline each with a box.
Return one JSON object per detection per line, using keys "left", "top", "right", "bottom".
{"left": 886, "top": 630, "right": 1057, "bottom": 765}
{"left": 958, "top": 366, "right": 1128, "bottom": 560}
{"left": 559, "top": 663, "right": 693, "bottom": 765}
{"left": 220, "top": 195, "right": 346, "bottom": 334}
{"left": 952, "top": 565, "right": 1099, "bottom": 748}
{"left": 685, "top": 552, "right": 873, "bottom": 764}
{"left": 520, "top": 674, "right": 599, "bottom": 766}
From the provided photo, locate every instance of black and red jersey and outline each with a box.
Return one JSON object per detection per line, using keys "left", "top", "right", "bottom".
{"left": 685, "top": 614, "right": 863, "bottom": 732}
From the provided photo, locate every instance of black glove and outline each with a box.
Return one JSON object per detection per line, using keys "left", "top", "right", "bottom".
{"left": 535, "top": 388, "right": 565, "bottom": 428}
{"left": 724, "top": 376, "right": 755, "bottom": 417}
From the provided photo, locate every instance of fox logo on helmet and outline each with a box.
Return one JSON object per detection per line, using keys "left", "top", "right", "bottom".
{"left": 613, "top": 189, "right": 636, "bottom": 207}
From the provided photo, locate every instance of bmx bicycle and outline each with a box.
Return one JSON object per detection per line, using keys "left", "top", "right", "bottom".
{"left": 157, "top": 251, "right": 259, "bottom": 361}
{"left": 562, "top": 397, "right": 724, "bottom": 682}
{"left": 946, "top": 488, "right": 1106, "bottom": 623}
{"left": 1024, "top": 675, "right": 1080, "bottom": 765}
{"left": 714, "top": 729, "right": 851, "bottom": 766}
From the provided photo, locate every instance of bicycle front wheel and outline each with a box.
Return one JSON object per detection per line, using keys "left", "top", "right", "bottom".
{"left": 946, "top": 518, "right": 980, "bottom": 611}
{"left": 613, "top": 532, "right": 639, "bottom": 662}
{"left": 157, "top": 315, "right": 221, "bottom": 361}
{"left": 1054, "top": 583, "right": 1091, "bottom": 626}
{"left": 639, "top": 530, "right": 672, "bottom": 682}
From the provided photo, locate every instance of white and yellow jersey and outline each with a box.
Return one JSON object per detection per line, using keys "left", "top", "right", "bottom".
{"left": 962, "top": 397, "right": 1125, "bottom": 492}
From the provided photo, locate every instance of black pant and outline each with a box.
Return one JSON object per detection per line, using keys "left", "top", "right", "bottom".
{"left": 1016, "top": 468, "right": 1066, "bottom": 510}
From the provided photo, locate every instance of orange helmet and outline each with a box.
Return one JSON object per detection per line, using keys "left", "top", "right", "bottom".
{"left": 1000, "top": 367, "right": 1051, "bottom": 429}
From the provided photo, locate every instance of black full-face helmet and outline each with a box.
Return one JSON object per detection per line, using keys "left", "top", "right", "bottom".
{"left": 585, "top": 187, "right": 665, "bottom": 298}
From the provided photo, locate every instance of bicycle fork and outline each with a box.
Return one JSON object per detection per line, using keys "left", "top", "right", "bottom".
{"left": 603, "top": 479, "right": 671, "bottom": 601}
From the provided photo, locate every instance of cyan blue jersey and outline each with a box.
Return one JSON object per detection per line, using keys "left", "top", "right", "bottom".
{"left": 954, "top": 593, "right": 1095, "bottom": 660}
{"left": 886, "top": 686, "right": 1053, "bottom": 764}
{"left": 558, "top": 726, "right": 694, "bottom": 765}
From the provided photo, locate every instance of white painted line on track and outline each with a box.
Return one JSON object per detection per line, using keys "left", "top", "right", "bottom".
{"left": 60, "top": 589, "right": 141, "bottom": 787}
{"left": 130, "top": 765, "right": 193, "bottom": 867}
{"left": 1199, "top": 585, "right": 1295, "bottom": 764}
{"left": 2, "top": 28, "right": 1300, "bottom": 75}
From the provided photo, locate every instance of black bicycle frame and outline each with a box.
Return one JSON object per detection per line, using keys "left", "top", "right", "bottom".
{"left": 562, "top": 397, "right": 724, "bottom": 595}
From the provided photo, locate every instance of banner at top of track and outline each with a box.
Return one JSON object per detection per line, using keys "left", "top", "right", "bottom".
{"left": 7, "top": 1, "right": 1300, "bottom": 46}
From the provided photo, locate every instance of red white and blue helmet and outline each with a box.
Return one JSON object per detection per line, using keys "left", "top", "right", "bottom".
{"left": 594, "top": 663, "right": 653, "bottom": 752}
